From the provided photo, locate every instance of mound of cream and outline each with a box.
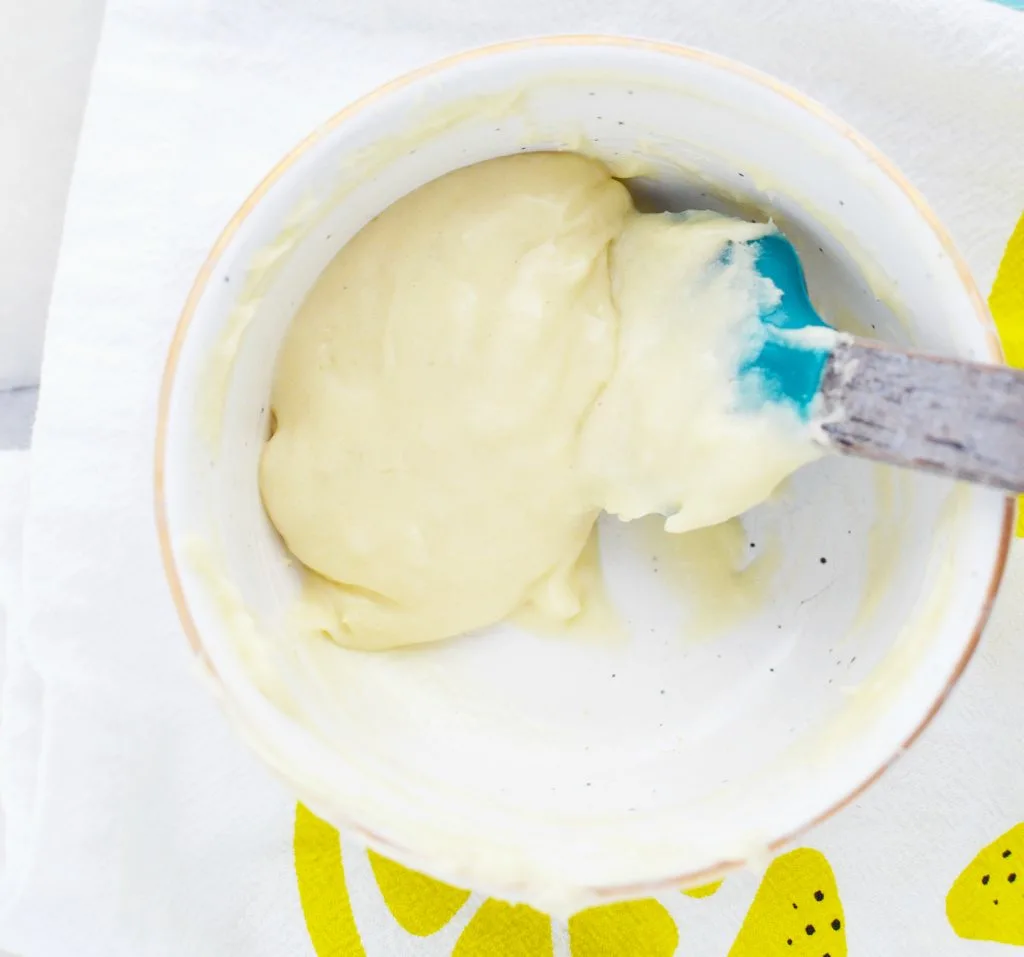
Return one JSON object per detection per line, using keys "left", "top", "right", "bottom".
{"left": 260, "top": 153, "right": 819, "bottom": 649}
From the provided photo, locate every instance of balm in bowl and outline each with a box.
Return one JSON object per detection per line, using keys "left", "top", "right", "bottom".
{"left": 156, "top": 37, "right": 1012, "bottom": 913}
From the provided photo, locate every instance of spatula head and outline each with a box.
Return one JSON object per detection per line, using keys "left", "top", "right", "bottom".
{"left": 737, "top": 232, "right": 834, "bottom": 416}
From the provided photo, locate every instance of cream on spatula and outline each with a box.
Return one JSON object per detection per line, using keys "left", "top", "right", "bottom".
{"left": 740, "top": 231, "right": 1024, "bottom": 493}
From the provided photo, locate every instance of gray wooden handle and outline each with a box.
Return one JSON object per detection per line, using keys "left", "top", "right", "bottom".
{"left": 817, "top": 339, "right": 1024, "bottom": 493}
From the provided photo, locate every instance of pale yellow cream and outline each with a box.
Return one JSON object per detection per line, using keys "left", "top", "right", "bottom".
{"left": 260, "top": 153, "right": 819, "bottom": 650}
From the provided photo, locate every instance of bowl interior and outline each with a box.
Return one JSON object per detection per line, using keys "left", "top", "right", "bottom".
{"left": 160, "top": 39, "right": 1009, "bottom": 910}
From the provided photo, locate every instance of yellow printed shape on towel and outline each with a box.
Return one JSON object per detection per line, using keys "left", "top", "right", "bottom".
{"left": 368, "top": 849, "right": 470, "bottom": 936}
{"left": 683, "top": 880, "right": 723, "bottom": 899}
{"left": 295, "top": 802, "right": 693, "bottom": 955}
{"left": 989, "top": 213, "right": 1024, "bottom": 534}
{"left": 567, "top": 899, "right": 678, "bottom": 956}
{"left": 946, "top": 822, "right": 1024, "bottom": 946}
{"left": 453, "top": 900, "right": 553, "bottom": 957}
{"left": 728, "top": 848, "right": 846, "bottom": 957}
{"left": 294, "top": 803, "right": 367, "bottom": 957}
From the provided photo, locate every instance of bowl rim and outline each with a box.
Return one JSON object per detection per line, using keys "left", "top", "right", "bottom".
{"left": 154, "top": 34, "right": 1014, "bottom": 899}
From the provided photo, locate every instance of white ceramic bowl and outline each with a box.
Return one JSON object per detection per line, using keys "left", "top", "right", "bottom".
{"left": 156, "top": 37, "right": 1012, "bottom": 913}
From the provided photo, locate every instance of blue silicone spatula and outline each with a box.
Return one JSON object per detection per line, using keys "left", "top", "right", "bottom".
{"left": 737, "top": 232, "right": 1024, "bottom": 493}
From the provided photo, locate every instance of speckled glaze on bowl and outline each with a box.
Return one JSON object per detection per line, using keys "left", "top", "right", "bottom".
{"left": 155, "top": 37, "right": 1012, "bottom": 913}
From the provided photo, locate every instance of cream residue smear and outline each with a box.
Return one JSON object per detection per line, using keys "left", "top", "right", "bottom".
{"left": 259, "top": 153, "right": 823, "bottom": 651}
{"left": 617, "top": 514, "right": 784, "bottom": 638}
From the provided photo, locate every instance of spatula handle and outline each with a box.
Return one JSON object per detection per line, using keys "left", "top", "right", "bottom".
{"left": 817, "top": 338, "right": 1024, "bottom": 493}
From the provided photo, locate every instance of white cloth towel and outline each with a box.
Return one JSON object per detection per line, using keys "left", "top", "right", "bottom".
{"left": 0, "top": 451, "right": 32, "bottom": 957}
{"left": 0, "top": 1, "right": 1021, "bottom": 954}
